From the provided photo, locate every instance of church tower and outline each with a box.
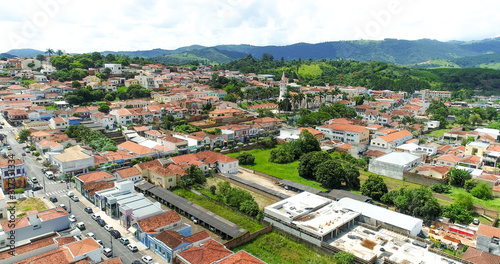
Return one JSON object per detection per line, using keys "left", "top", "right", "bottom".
{"left": 278, "top": 71, "right": 288, "bottom": 101}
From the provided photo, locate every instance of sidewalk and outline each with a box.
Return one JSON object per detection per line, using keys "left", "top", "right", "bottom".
{"left": 77, "top": 189, "right": 148, "bottom": 250}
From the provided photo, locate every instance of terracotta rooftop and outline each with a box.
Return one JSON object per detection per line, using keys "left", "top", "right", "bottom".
{"left": 118, "top": 141, "right": 155, "bottom": 154}
{"left": 98, "top": 257, "right": 124, "bottom": 264}
{"left": 418, "top": 165, "right": 451, "bottom": 175}
{"left": 0, "top": 234, "right": 58, "bottom": 260}
{"left": 435, "top": 154, "right": 461, "bottom": 163}
{"left": 477, "top": 224, "right": 500, "bottom": 238}
{"left": 0, "top": 157, "right": 23, "bottom": 167}
{"left": 177, "top": 240, "right": 232, "bottom": 264}
{"left": 102, "top": 150, "right": 135, "bottom": 161}
{"left": 184, "top": 231, "right": 211, "bottom": 243}
{"left": 378, "top": 129, "right": 412, "bottom": 143}
{"left": 82, "top": 181, "right": 115, "bottom": 196}
{"left": 137, "top": 211, "right": 181, "bottom": 233}
{"left": 56, "top": 236, "right": 78, "bottom": 246}
{"left": 363, "top": 149, "right": 386, "bottom": 157}
{"left": 115, "top": 167, "right": 141, "bottom": 179}
{"left": 253, "top": 117, "right": 282, "bottom": 123}
{"left": 462, "top": 247, "right": 500, "bottom": 264}
{"left": 297, "top": 127, "right": 323, "bottom": 136}
{"left": 319, "top": 123, "right": 367, "bottom": 133}
{"left": 77, "top": 171, "right": 113, "bottom": 183}
{"left": 459, "top": 155, "right": 482, "bottom": 165}
{"left": 65, "top": 237, "right": 101, "bottom": 257}
{"left": 437, "top": 144, "right": 452, "bottom": 153}
{"left": 136, "top": 159, "right": 162, "bottom": 170}
{"left": 217, "top": 251, "right": 266, "bottom": 264}
{"left": 330, "top": 118, "right": 354, "bottom": 124}
{"left": 155, "top": 230, "right": 188, "bottom": 249}
{"left": 15, "top": 247, "right": 74, "bottom": 264}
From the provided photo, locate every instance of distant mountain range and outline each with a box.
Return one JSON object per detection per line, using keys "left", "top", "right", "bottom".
{"left": 4, "top": 37, "right": 500, "bottom": 67}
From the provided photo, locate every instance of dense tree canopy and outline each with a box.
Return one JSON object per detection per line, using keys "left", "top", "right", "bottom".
{"left": 360, "top": 175, "right": 388, "bottom": 200}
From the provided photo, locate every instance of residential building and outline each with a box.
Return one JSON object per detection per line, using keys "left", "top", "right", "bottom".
{"left": 35, "top": 139, "right": 64, "bottom": 154}
{"left": 148, "top": 231, "right": 211, "bottom": 264}
{"left": 168, "top": 151, "right": 239, "bottom": 174}
{"left": 74, "top": 171, "right": 114, "bottom": 195}
{"left": 417, "top": 165, "right": 451, "bottom": 179}
{"left": 476, "top": 224, "right": 500, "bottom": 256}
{"left": 253, "top": 117, "right": 283, "bottom": 134}
{"left": 465, "top": 141, "right": 490, "bottom": 156}
{"left": 458, "top": 155, "right": 483, "bottom": 169}
{"left": 435, "top": 154, "right": 461, "bottom": 167}
{"left": 134, "top": 210, "right": 188, "bottom": 247}
{"left": 370, "top": 129, "right": 413, "bottom": 149}
{"left": 104, "top": 63, "right": 123, "bottom": 74}
{"left": 117, "top": 141, "right": 156, "bottom": 158}
{"left": 316, "top": 123, "right": 369, "bottom": 144}
{"left": 177, "top": 240, "right": 233, "bottom": 264}
{"left": 0, "top": 158, "right": 26, "bottom": 191}
{"left": 368, "top": 152, "right": 421, "bottom": 180}
{"left": 48, "top": 117, "right": 68, "bottom": 130}
{"left": 114, "top": 167, "right": 142, "bottom": 183}
{"left": 50, "top": 146, "right": 94, "bottom": 176}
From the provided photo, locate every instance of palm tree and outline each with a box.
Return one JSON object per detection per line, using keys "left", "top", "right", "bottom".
{"left": 45, "top": 48, "right": 54, "bottom": 57}
{"left": 56, "top": 49, "right": 63, "bottom": 56}
{"left": 292, "top": 94, "right": 300, "bottom": 111}
{"left": 306, "top": 93, "right": 313, "bottom": 109}
{"left": 318, "top": 91, "right": 326, "bottom": 106}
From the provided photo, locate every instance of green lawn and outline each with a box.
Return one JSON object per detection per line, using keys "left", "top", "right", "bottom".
{"left": 14, "top": 198, "right": 47, "bottom": 216}
{"left": 425, "top": 129, "right": 449, "bottom": 138}
{"left": 227, "top": 148, "right": 327, "bottom": 191}
{"left": 447, "top": 187, "right": 500, "bottom": 211}
{"left": 117, "top": 86, "right": 128, "bottom": 93}
{"left": 172, "top": 188, "right": 263, "bottom": 233}
{"left": 235, "top": 231, "right": 336, "bottom": 264}
{"left": 45, "top": 105, "right": 58, "bottom": 111}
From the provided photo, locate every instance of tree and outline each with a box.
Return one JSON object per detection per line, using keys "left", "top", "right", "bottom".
{"left": 27, "top": 62, "right": 35, "bottom": 68}
{"left": 471, "top": 182, "right": 493, "bottom": 200}
{"left": 298, "top": 151, "right": 332, "bottom": 179}
{"left": 240, "top": 200, "right": 259, "bottom": 217}
{"left": 14, "top": 188, "right": 25, "bottom": 194}
{"left": 268, "top": 148, "right": 294, "bottom": 164}
{"left": 72, "top": 112, "right": 81, "bottom": 118}
{"left": 45, "top": 48, "right": 54, "bottom": 57}
{"left": 314, "top": 160, "right": 344, "bottom": 189}
{"left": 454, "top": 193, "right": 474, "bottom": 211}
{"left": 210, "top": 185, "right": 217, "bottom": 195}
{"left": 442, "top": 204, "right": 474, "bottom": 224}
{"left": 71, "top": 80, "right": 81, "bottom": 88}
{"left": 343, "top": 163, "right": 361, "bottom": 190}
{"left": 299, "top": 130, "right": 321, "bottom": 154}
{"left": 237, "top": 152, "right": 255, "bottom": 165}
{"left": 19, "top": 129, "right": 31, "bottom": 142}
{"left": 468, "top": 113, "right": 482, "bottom": 125}
{"left": 104, "top": 93, "right": 115, "bottom": 101}
{"left": 224, "top": 93, "right": 237, "bottom": 102}
{"left": 464, "top": 179, "right": 480, "bottom": 192}
{"left": 36, "top": 54, "right": 45, "bottom": 62}
{"left": 430, "top": 183, "right": 451, "bottom": 193}
{"left": 448, "top": 168, "right": 471, "bottom": 187}
{"left": 186, "top": 165, "right": 206, "bottom": 185}
{"left": 98, "top": 104, "right": 110, "bottom": 114}
{"left": 333, "top": 252, "right": 354, "bottom": 264}
{"left": 360, "top": 175, "right": 388, "bottom": 200}
{"left": 462, "top": 136, "right": 475, "bottom": 146}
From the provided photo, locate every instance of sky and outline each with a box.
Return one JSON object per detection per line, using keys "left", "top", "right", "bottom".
{"left": 1, "top": 0, "right": 500, "bottom": 53}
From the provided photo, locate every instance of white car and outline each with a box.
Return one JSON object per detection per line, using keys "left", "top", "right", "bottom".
{"left": 127, "top": 243, "right": 138, "bottom": 252}
{"left": 104, "top": 225, "right": 114, "bottom": 232}
{"left": 68, "top": 215, "right": 76, "bottom": 222}
{"left": 86, "top": 232, "right": 95, "bottom": 239}
{"left": 141, "top": 255, "right": 153, "bottom": 263}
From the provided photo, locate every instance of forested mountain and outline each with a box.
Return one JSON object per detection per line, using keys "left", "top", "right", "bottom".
{"left": 5, "top": 37, "right": 500, "bottom": 67}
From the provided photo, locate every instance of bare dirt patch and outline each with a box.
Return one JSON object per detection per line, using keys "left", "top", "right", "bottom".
{"left": 235, "top": 170, "right": 298, "bottom": 197}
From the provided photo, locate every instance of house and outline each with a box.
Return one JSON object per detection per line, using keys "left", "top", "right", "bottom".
{"left": 297, "top": 127, "right": 325, "bottom": 140}
{"left": 148, "top": 231, "right": 211, "bottom": 264}
{"left": 114, "top": 167, "right": 142, "bottom": 183}
{"left": 458, "top": 155, "right": 483, "bottom": 169}
{"left": 159, "top": 136, "right": 189, "bottom": 155}
{"left": 476, "top": 224, "right": 500, "bottom": 256}
{"left": 368, "top": 152, "right": 421, "bottom": 180}
{"left": 91, "top": 112, "right": 115, "bottom": 129}
{"left": 370, "top": 129, "right": 413, "bottom": 149}
{"left": 0, "top": 158, "right": 26, "bottom": 191}
{"left": 146, "top": 163, "right": 188, "bottom": 189}
{"left": 0, "top": 208, "right": 70, "bottom": 245}
{"left": 417, "top": 165, "right": 451, "bottom": 179}
{"left": 435, "top": 154, "right": 461, "bottom": 167}
{"left": 35, "top": 139, "right": 64, "bottom": 154}
{"left": 110, "top": 108, "right": 133, "bottom": 126}
{"left": 253, "top": 117, "right": 283, "bottom": 134}
{"left": 117, "top": 141, "right": 156, "bottom": 158}
{"left": 465, "top": 141, "right": 490, "bottom": 156}
{"left": 51, "top": 146, "right": 95, "bottom": 176}
{"left": 74, "top": 171, "right": 114, "bottom": 195}
{"left": 217, "top": 251, "right": 267, "bottom": 264}
{"left": 316, "top": 123, "right": 369, "bottom": 144}
{"left": 462, "top": 247, "right": 500, "bottom": 264}
{"left": 134, "top": 210, "right": 188, "bottom": 247}
{"left": 169, "top": 151, "right": 239, "bottom": 174}
{"left": 177, "top": 240, "right": 233, "bottom": 264}
{"left": 48, "top": 117, "right": 68, "bottom": 130}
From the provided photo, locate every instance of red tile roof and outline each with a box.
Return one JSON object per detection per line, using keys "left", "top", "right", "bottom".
{"left": 459, "top": 155, "right": 482, "bottom": 165}
{"left": 253, "top": 117, "right": 282, "bottom": 123}
{"left": 184, "top": 231, "right": 210, "bottom": 243}
{"left": 118, "top": 141, "right": 155, "bottom": 154}
{"left": 378, "top": 129, "right": 412, "bottom": 143}
{"left": 136, "top": 159, "right": 162, "bottom": 170}
{"left": 418, "top": 165, "right": 451, "bottom": 175}
{"left": 218, "top": 251, "right": 266, "bottom": 264}
{"left": 77, "top": 171, "right": 113, "bottom": 183}
{"left": 477, "top": 224, "right": 500, "bottom": 238}
{"left": 137, "top": 211, "right": 181, "bottom": 233}
{"left": 319, "top": 123, "right": 367, "bottom": 133}
{"left": 0, "top": 234, "right": 58, "bottom": 260}
{"left": 15, "top": 248, "right": 74, "bottom": 264}
{"left": 65, "top": 237, "right": 101, "bottom": 257}
{"left": 436, "top": 154, "right": 461, "bottom": 163}
{"left": 462, "top": 247, "right": 500, "bottom": 264}
{"left": 82, "top": 181, "right": 115, "bottom": 196}
{"left": 115, "top": 167, "right": 141, "bottom": 179}
{"left": 178, "top": 240, "right": 232, "bottom": 264}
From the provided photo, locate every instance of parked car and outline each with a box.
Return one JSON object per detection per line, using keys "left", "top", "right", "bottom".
{"left": 96, "top": 239, "right": 103, "bottom": 247}
{"left": 71, "top": 196, "right": 79, "bottom": 202}
{"left": 32, "top": 185, "right": 43, "bottom": 191}
{"left": 110, "top": 230, "right": 121, "bottom": 239}
{"left": 6, "top": 146, "right": 11, "bottom": 150}
{"left": 84, "top": 207, "right": 93, "bottom": 213}
{"left": 473, "top": 218, "right": 480, "bottom": 225}
{"left": 91, "top": 213, "right": 100, "bottom": 221}
{"left": 21, "top": 152, "right": 26, "bottom": 156}
{"left": 59, "top": 204, "right": 67, "bottom": 210}
{"left": 97, "top": 219, "right": 106, "bottom": 227}
{"left": 119, "top": 237, "right": 129, "bottom": 245}
{"left": 191, "top": 216, "right": 199, "bottom": 224}
{"left": 103, "top": 248, "right": 112, "bottom": 257}
{"left": 104, "top": 225, "right": 114, "bottom": 232}
{"left": 49, "top": 196, "right": 58, "bottom": 203}
{"left": 41, "top": 168, "right": 46, "bottom": 173}
{"left": 32, "top": 177, "right": 38, "bottom": 184}
{"left": 86, "top": 232, "right": 95, "bottom": 239}
{"left": 76, "top": 222, "right": 85, "bottom": 230}
{"left": 45, "top": 171, "right": 54, "bottom": 179}
{"left": 141, "top": 256, "right": 153, "bottom": 263}
{"left": 67, "top": 191, "right": 74, "bottom": 197}
{"left": 127, "top": 244, "right": 138, "bottom": 252}
{"left": 68, "top": 215, "right": 77, "bottom": 222}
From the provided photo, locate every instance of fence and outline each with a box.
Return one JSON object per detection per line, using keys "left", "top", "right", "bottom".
{"left": 403, "top": 171, "right": 448, "bottom": 186}
{"left": 224, "top": 225, "right": 273, "bottom": 249}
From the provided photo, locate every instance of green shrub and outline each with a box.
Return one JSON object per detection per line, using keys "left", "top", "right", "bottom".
{"left": 430, "top": 183, "right": 452, "bottom": 194}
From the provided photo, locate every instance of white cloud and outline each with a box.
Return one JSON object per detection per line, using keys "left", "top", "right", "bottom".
{"left": 1, "top": 0, "right": 500, "bottom": 53}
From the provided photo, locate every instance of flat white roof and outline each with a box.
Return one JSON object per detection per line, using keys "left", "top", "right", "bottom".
{"left": 396, "top": 143, "right": 419, "bottom": 152}
{"left": 374, "top": 152, "right": 420, "bottom": 166}
{"left": 338, "top": 198, "right": 422, "bottom": 234}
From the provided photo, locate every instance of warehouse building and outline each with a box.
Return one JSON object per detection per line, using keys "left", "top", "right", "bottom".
{"left": 368, "top": 151, "right": 421, "bottom": 180}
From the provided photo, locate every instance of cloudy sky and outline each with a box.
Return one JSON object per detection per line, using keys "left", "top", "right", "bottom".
{"left": 1, "top": 0, "right": 500, "bottom": 53}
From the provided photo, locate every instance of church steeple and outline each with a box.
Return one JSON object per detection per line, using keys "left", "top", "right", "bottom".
{"left": 278, "top": 71, "right": 288, "bottom": 101}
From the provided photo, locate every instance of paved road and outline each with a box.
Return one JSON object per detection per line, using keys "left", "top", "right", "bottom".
{"left": 0, "top": 122, "right": 146, "bottom": 264}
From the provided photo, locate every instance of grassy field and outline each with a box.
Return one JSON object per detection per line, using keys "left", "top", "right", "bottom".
{"left": 172, "top": 188, "right": 263, "bottom": 233}
{"left": 45, "top": 105, "right": 58, "bottom": 111}
{"left": 117, "top": 86, "right": 128, "bottom": 93}
{"left": 13, "top": 198, "right": 47, "bottom": 217}
{"left": 235, "top": 231, "right": 336, "bottom": 264}
{"left": 425, "top": 129, "right": 449, "bottom": 138}
{"left": 359, "top": 170, "right": 422, "bottom": 190}
{"left": 298, "top": 64, "right": 323, "bottom": 78}
{"left": 227, "top": 148, "right": 327, "bottom": 191}
{"left": 447, "top": 187, "right": 500, "bottom": 211}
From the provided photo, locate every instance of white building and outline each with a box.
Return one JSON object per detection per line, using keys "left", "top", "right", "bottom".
{"left": 370, "top": 130, "right": 413, "bottom": 149}
{"left": 51, "top": 146, "right": 95, "bottom": 176}
{"left": 338, "top": 198, "right": 423, "bottom": 236}
{"left": 368, "top": 152, "right": 421, "bottom": 180}
{"left": 316, "top": 123, "right": 369, "bottom": 144}
{"left": 104, "top": 64, "right": 123, "bottom": 74}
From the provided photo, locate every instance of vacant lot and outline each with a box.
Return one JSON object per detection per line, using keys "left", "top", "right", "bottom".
{"left": 12, "top": 198, "right": 47, "bottom": 217}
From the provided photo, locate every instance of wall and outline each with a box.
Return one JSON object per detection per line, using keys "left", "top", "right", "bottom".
{"left": 224, "top": 225, "right": 272, "bottom": 249}
{"left": 12, "top": 216, "right": 70, "bottom": 243}
{"left": 2, "top": 241, "right": 58, "bottom": 264}
{"left": 368, "top": 160, "right": 404, "bottom": 180}
{"left": 402, "top": 172, "right": 448, "bottom": 186}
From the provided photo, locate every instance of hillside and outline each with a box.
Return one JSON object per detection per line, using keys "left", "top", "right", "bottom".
{"left": 3, "top": 48, "right": 44, "bottom": 58}
{"left": 151, "top": 48, "right": 247, "bottom": 65}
